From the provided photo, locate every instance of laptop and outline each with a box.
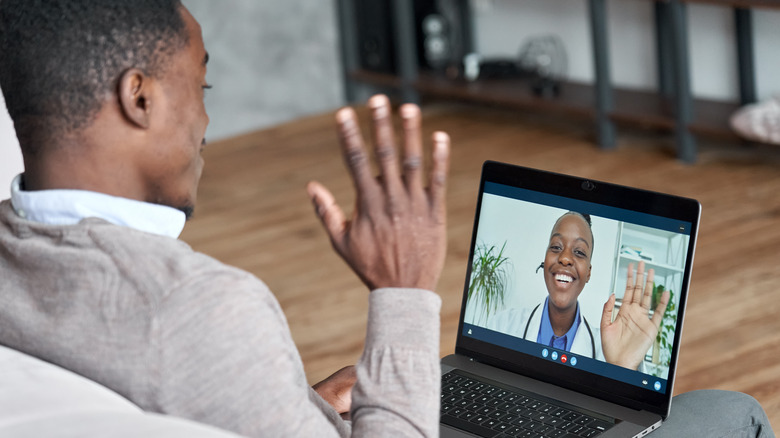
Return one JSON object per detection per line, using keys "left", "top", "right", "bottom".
{"left": 441, "top": 161, "right": 700, "bottom": 438}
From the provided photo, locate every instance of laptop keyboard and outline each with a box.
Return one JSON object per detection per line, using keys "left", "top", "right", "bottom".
{"left": 440, "top": 370, "right": 614, "bottom": 438}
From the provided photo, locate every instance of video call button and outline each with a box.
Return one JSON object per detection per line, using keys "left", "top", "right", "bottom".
{"left": 560, "top": 354, "right": 567, "bottom": 364}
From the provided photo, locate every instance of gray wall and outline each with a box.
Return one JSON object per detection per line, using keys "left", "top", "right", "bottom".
{"left": 472, "top": 0, "right": 780, "bottom": 102}
{"left": 183, "top": 0, "right": 345, "bottom": 141}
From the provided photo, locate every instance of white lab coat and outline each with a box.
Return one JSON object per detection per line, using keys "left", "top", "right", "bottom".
{"left": 486, "top": 302, "right": 605, "bottom": 361}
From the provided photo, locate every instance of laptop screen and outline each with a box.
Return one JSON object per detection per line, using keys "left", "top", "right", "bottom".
{"left": 456, "top": 161, "right": 700, "bottom": 415}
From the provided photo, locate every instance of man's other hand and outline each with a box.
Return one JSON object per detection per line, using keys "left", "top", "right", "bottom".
{"left": 313, "top": 365, "right": 357, "bottom": 418}
{"left": 307, "top": 94, "right": 450, "bottom": 292}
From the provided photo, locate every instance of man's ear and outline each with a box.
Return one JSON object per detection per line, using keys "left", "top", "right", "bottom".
{"left": 118, "top": 68, "right": 153, "bottom": 129}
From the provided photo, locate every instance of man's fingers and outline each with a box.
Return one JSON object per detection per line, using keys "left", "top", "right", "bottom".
{"left": 368, "top": 95, "right": 403, "bottom": 197}
{"left": 307, "top": 181, "right": 347, "bottom": 248}
{"left": 429, "top": 131, "right": 450, "bottom": 218}
{"left": 400, "top": 103, "right": 423, "bottom": 192}
{"left": 601, "top": 293, "right": 616, "bottom": 329}
{"left": 336, "top": 107, "right": 378, "bottom": 202}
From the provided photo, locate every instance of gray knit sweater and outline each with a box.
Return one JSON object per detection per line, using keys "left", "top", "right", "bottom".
{"left": 0, "top": 200, "right": 441, "bottom": 437}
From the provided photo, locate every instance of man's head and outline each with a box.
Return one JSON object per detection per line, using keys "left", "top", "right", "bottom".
{"left": 0, "top": 0, "right": 210, "bottom": 218}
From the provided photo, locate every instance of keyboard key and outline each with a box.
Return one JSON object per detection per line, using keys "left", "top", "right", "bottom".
{"left": 464, "top": 391, "right": 481, "bottom": 400}
{"left": 447, "top": 407, "right": 465, "bottom": 416}
{"left": 443, "top": 395, "right": 460, "bottom": 404}
{"left": 459, "top": 411, "right": 477, "bottom": 421}
{"left": 483, "top": 386, "right": 500, "bottom": 395}
{"left": 471, "top": 415, "right": 489, "bottom": 424}
{"left": 449, "top": 375, "right": 465, "bottom": 385}
{"left": 482, "top": 418, "right": 501, "bottom": 428}
{"left": 550, "top": 407, "right": 571, "bottom": 417}
{"left": 573, "top": 415, "right": 595, "bottom": 426}
{"left": 478, "top": 407, "right": 496, "bottom": 416}
{"left": 538, "top": 403, "right": 555, "bottom": 413}
{"left": 524, "top": 420, "right": 546, "bottom": 432}
{"left": 503, "top": 426, "right": 523, "bottom": 436}
{"left": 586, "top": 419, "right": 613, "bottom": 431}
{"left": 504, "top": 393, "right": 521, "bottom": 403}
{"left": 472, "top": 383, "right": 488, "bottom": 392}
{"left": 493, "top": 421, "right": 513, "bottom": 432}
{"left": 543, "top": 416, "right": 565, "bottom": 428}
{"left": 511, "top": 417, "right": 534, "bottom": 428}
{"left": 456, "top": 399, "right": 471, "bottom": 408}
{"left": 443, "top": 384, "right": 458, "bottom": 393}
{"left": 528, "top": 412, "right": 550, "bottom": 422}
{"left": 487, "top": 398, "right": 503, "bottom": 408}
{"left": 494, "top": 390, "right": 510, "bottom": 399}
{"left": 526, "top": 400, "right": 543, "bottom": 410}
{"left": 489, "top": 410, "right": 506, "bottom": 420}
{"left": 462, "top": 378, "right": 478, "bottom": 388}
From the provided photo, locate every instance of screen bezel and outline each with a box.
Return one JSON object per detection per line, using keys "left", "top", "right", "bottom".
{"left": 454, "top": 161, "right": 701, "bottom": 418}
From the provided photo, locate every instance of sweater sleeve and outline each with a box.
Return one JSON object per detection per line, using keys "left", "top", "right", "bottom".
{"left": 351, "top": 288, "right": 442, "bottom": 438}
{"left": 154, "top": 269, "right": 441, "bottom": 438}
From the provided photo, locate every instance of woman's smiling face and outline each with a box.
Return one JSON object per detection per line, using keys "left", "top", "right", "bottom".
{"left": 543, "top": 213, "right": 593, "bottom": 313}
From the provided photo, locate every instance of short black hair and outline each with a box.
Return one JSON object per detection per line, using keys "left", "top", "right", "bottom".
{"left": 557, "top": 211, "right": 594, "bottom": 256}
{"left": 0, "top": 0, "right": 188, "bottom": 151}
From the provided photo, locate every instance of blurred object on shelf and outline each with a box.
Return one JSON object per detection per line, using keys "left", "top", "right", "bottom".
{"left": 730, "top": 95, "right": 780, "bottom": 145}
{"left": 518, "top": 34, "right": 568, "bottom": 98}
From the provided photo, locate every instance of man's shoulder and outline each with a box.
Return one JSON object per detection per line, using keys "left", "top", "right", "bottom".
{"left": 83, "top": 221, "right": 264, "bottom": 293}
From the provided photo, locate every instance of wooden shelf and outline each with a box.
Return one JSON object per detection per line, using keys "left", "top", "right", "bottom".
{"left": 690, "top": 99, "right": 742, "bottom": 139}
{"left": 676, "top": 0, "right": 780, "bottom": 10}
{"left": 339, "top": 0, "right": 762, "bottom": 161}
{"left": 413, "top": 72, "right": 595, "bottom": 118}
{"left": 352, "top": 69, "right": 741, "bottom": 140}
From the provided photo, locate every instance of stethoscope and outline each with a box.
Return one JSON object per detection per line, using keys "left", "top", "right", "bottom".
{"left": 529, "top": 262, "right": 597, "bottom": 358}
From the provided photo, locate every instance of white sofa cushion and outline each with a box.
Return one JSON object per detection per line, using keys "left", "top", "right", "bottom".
{"left": 0, "top": 345, "right": 241, "bottom": 437}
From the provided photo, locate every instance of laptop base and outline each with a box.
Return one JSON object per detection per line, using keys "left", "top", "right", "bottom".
{"left": 440, "top": 354, "right": 662, "bottom": 438}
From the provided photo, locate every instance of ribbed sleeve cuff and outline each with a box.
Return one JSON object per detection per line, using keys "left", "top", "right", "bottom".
{"left": 366, "top": 288, "right": 441, "bottom": 352}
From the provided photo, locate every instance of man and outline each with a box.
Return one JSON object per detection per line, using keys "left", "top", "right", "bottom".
{"left": 0, "top": 1, "right": 774, "bottom": 438}
{"left": 0, "top": 1, "right": 448, "bottom": 436}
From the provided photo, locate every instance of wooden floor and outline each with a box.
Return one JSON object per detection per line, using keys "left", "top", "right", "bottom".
{"left": 181, "top": 102, "right": 780, "bottom": 429}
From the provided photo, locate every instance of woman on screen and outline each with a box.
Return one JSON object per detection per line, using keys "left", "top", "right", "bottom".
{"left": 487, "top": 211, "right": 669, "bottom": 371}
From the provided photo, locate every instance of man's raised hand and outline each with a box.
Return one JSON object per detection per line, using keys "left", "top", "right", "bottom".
{"left": 306, "top": 95, "right": 450, "bottom": 292}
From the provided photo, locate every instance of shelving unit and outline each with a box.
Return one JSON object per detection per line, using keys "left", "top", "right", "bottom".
{"left": 611, "top": 223, "right": 688, "bottom": 302}
{"left": 611, "top": 222, "right": 689, "bottom": 378}
{"left": 336, "top": 0, "right": 778, "bottom": 162}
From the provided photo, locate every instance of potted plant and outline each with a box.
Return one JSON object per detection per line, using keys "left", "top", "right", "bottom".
{"left": 651, "top": 284, "right": 677, "bottom": 373}
{"left": 467, "top": 241, "right": 511, "bottom": 326}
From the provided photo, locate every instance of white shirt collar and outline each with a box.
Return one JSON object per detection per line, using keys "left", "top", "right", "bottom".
{"left": 9, "top": 174, "right": 186, "bottom": 239}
